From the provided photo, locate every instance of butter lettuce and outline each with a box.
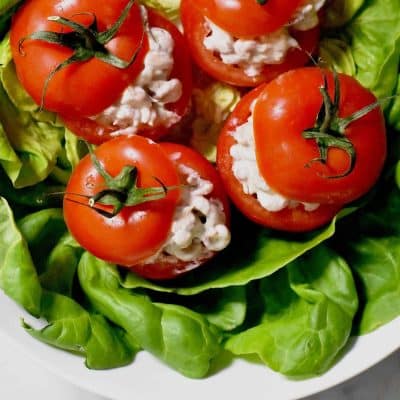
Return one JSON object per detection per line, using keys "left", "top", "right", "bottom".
{"left": 191, "top": 82, "right": 241, "bottom": 162}
{"left": 78, "top": 253, "right": 221, "bottom": 378}
{"left": 225, "top": 246, "right": 358, "bottom": 377}
{"left": 322, "top": 0, "right": 400, "bottom": 119}
{"left": 0, "top": 35, "right": 66, "bottom": 188}
{"left": 324, "top": 0, "right": 365, "bottom": 27}
{"left": 142, "top": 0, "right": 180, "bottom": 21}
{"left": 0, "top": 198, "right": 137, "bottom": 369}
{"left": 0, "top": 0, "right": 400, "bottom": 381}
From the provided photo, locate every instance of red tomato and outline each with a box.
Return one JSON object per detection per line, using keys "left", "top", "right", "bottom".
{"left": 61, "top": 8, "right": 193, "bottom": 145}
{"left": 131, "top": 143, "right": 231, "bottom": 280}
{"left": 216, "top": 85, "right": 341, "bottom": 233}
{"left": 64, "top": 136, "right": 180, "bottom": 267}
{"left": 11, "top": 0, "right": 148, "bottom": 117}
{"left": 181, "top": 0, "right": 319, "bottom": 87}
{"left": 193, "top": 0, "right": 303, "bottom": 38}
{"left": 253, "top": 68, "right": 387, "bottom": 204}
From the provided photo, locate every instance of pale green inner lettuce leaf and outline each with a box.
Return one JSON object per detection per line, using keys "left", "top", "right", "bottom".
{"left": 142, "top": 0, "right": 181, "bottom": 21}
{"left": 324, "top": 0, "right": 365, "bottom": 27}
{"left": 0, "top": 0, "right": 21, "bottom": 15}
{"left": 190, "top": 82, "right": 241, "bottom": 162}
{"left": 0, "top": 35, "right": 65, "bottom": 188}
{"left": 225, "top": 246, "right": 358, "bottom": 377}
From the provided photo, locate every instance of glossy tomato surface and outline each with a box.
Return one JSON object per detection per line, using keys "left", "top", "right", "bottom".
{"left": 193, "top": 0, "right": 303, "bottom": 38}
{"left": 216, "top": 85, "right": 341, "bottom": 232}
{"left": 64, "top": 136, "right": 180, "bottom": 267}
{"left": 181, "top": 0, "right": 319, "bottom": 87}
{"left": 131, "top": 142, "right": 231, "bottom": 280}
{"left": 11, "top": 0, "right": 148, "bottom": 117}
{"left": 253, "top": 68, "right": 387, "bottom": 205}
{"left": 62, "top": 8, "right": 193, "bottom": 144}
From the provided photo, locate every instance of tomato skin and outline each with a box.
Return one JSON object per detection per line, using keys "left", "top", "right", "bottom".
{"left": 61, "top": 8, "right": 193, "bottom": 145}
{"left": 63, "top": 136, "right": 180, "bottom": 267}
{"left": 130, "top": 143, "right": 231, "bottom": 280}
{"left": 181, "top": 0, "right": 320, "bottom": 87}
{"left": 216, "top": 85, "right": 341, "bottom": 233}
{"left": 194, "top": 0, "right": 303, "bottom": 38}
{"left": 253, "top": 68, "right": 387, "bottom": 205}
{"left": 11, "top": 0, "right": 148, "bottom": 117}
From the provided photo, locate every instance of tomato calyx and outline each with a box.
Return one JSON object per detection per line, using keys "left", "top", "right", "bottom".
{"left": 302, "top": 70, "right": 383, "bottom": 179}
{"left": 69, "top": 144, "right": 180, "bottom": 219}
{"left": 18, "top": 0, "right": 144, "bottom": 110}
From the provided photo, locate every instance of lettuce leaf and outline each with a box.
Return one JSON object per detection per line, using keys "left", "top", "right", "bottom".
{"left": 78, "top": 253, "right": 221, "bottom": 378}
{"left": 121, "top": 213, "right": 339, "bottom": 295}
{"left": 334, "top": 175, "right": 400, "bottom": 334}
{"left": 225, "top": 246, "right": 358, "bottom": 377}
{"left": 0, "top": 198, "right": 137, "bottom": 369}
{"left": 142, "top": 0, "right": 181, "bottom": 21}
{"left": 0, "top": 35, "right": 66, "bottom": 188}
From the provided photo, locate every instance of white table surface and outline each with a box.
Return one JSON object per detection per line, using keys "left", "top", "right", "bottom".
{"left": 0, "top": 330, "right": 398, "bottom": 400}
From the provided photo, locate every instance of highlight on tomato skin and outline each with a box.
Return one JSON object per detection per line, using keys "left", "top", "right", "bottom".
{"left": 11, "top": 1, "right": 193, "bottom": 144}
{"left": 216, "top": 67, "right": 387, "bottom": 233}
{"left": 180, "top": 0, "right": 322, "bottom": 87}
{"left": 64, "top": 136, "right": 232, "bottom": 280}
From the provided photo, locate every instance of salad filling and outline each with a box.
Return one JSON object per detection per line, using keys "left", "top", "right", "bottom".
{"left": 144, "top": 163, "right": 231, "bottom": 264}
{"left": 230, "top": 109, "right": 320, "bottom": 212}
{"left": 92, "top": 7, "right": 183, "bottom": 135}
{"left": 203, "top": 0, "right": 325, "bottom": 77}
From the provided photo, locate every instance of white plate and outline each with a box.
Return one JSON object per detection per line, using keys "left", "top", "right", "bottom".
{"left": 1, "top": 289, "right": 399, "bottom": 400}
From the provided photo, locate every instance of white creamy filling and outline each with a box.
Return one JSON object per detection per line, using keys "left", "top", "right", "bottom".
{"left": 290, "top": 0, "right": 326, "bottom": 31}
{"left": 230, "top": 112, "right": 319, "bottom": 213}
{"left": 145, "top": 163, "right": 231, "bottom": 264}
{"left": 203, "top": 0, "right": 326, "bottom": 77}
{"left": 92, "top": 7, "right": 183, "bottom": 135}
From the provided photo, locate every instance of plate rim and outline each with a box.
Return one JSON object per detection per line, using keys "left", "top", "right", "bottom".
{"left": 1, "top": 290, "right": 400, "bottom": 400}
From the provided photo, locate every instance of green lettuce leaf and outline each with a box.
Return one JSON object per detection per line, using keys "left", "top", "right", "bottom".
{"left": 0, "top": 197, "right": 42, "bottom": 316}
{"left": 121, "top": 214, "right": 339, "bottom": 295}
{"left": 334, "top": 176, "right": 400, "bottom": 334}
{"left": 190, "top": 82, "right": 241, "bottom": 162}
{"left": 24, "top": 291, "right": 137, "bottom": 369}
{"left": 347, "top": 1, "right": 400, "bottom": 101}
{"left": 142, "top": 0, "right": 181, "bottom": 21}
{"left": 0, "top": 199, "right": 137, "bottom": 369}
{"left": 343, "top": 236, "right": 400, "bottom": 335}
{"left": 78, "top": 252, "right": 221, "bottom": 378}
{"left": 0, "top": 35, "right": 65, "bottom": 188}
{"left": 225, "top": 246, "right": 358, "bottom": 377}
{"left": 324, "top": 0, "right": 365, "bottom": 27}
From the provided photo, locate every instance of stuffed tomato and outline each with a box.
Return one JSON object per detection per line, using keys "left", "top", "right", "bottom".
{"left": 217, "top": 67, "right": 387, "bottom": 232}
{"left": 11, "top": 0, "right": 192, "bottom": 144}
{"left": 64, "top": 136, "right": 231, "bottom": 280}
{"left": 181, "top": 0, "right": 324, "bottom": 87}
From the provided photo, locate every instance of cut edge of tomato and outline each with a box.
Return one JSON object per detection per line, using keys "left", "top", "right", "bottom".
{"left": 181, "top": 0, "right": 320, "bottom": 88}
